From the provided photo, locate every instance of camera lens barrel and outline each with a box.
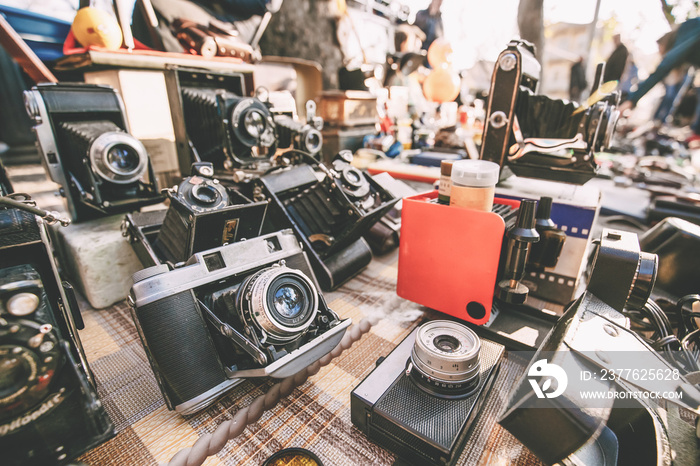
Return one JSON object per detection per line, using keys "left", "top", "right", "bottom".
{"left": 274, "top": 116, "right": 323, "bottom": 155}
{"left": 176, "top": 176, "right": 229, "bottom": 212}
{"left": 238, "top": 265, "right": 319, "bottom": 344}
{"left": 0, "top": 318, "right": 61, "bottom": 418}
{"left": 90, "top": 132, "right": 148, "bottom": 184}
{"left": 409, "top": 320, "right": 481, "bottom": 398}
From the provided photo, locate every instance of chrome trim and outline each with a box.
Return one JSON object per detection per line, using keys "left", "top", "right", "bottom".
{"left": 175, "top": 378, "right": 244, "bottom": 415}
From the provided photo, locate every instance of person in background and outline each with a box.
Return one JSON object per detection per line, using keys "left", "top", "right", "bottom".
{"left": 619, "top": 18, "right": 700, "bottom": 145}
{"left": 414, "top": 0, "right": 444, "bottom": 52}
{"left": 604, "top": 33, "right": 629, "bottom": 84}
{"left": 569, "top": 56, "right": 587, "bottom": 102}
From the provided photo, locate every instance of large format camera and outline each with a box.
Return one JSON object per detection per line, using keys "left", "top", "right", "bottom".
{"left": 129, "top": 229, "right": 351, "bottom": 414}
{"left": 24, "top": 83, "right": 163, "bottom": 222}
{"left": 351, "top": 320, "right": 504, "bottom": 466}
{"left": 481, "top": 40, "right": 620, "bottom": 184}
{"left": 181, "top": 86, "right": 276, "bottom": 169}
{"left": 256, "top": 151, "right": 399, "bottom": 289}
{"left": 152, "top": 162, "right": 269, "bottom": 264}
{"left": 0, "top": 196, "right": 113, "bottom": 465}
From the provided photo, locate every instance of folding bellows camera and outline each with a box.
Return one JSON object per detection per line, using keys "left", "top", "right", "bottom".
{"left": 481, "top": 40, "right": 620, "bottom": 184}
{"left": 129, "top": 229, "right": 351, "bottom": 414}
{"left": 24, "top": 83, "right": 163, "bottom": 222}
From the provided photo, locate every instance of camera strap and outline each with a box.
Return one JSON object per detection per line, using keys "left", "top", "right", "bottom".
{"left": 197, "top": 299, "right": 268, "bottom": 366}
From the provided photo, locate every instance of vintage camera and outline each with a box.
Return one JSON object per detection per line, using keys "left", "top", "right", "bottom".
{"left": 481, "top": 40, "right": 620, "bottom": 184}
{"left": 257, "top": 151, "right": 399, "bottom": 289}
{"left": 129, "top": 229, "right": 351, "bottom": 414}
{"left": 499, "top": 229, "right": 700, "bottom": 465}
{"left": 0, "top": 196, "right": 113, "bottom": 465}
{"left": 273, "top": 100, "right": 324, "bottom": 157}
{"left": 153, "top": 162, "right": 269, "bottom": 264}
{"left": 180, "top": 85, "right": 276, "bottom": 169}
{"left": 351, "top": 320, "right": 504, "bottom": 466}
{"left": 23, "top": 83, "right": 163, "bottom": 222}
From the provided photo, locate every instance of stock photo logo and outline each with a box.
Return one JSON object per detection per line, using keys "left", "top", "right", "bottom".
{"left": 528, "top": 359, "right": 568, "bottom": 399}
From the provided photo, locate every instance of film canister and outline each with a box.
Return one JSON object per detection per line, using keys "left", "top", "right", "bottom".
{"left": 449, "top": 160, "right": 500, "bottom": 211}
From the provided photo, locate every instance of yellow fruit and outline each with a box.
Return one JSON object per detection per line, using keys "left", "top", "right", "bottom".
{"left": 71, "top": 7, "right": 123, "bottom": 50}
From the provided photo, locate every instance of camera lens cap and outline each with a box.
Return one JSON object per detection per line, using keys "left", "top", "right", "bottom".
{"left": 262, "top": 448, "right": 323, "bottom": 466}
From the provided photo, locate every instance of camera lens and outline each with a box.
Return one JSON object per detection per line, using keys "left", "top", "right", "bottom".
{"left": 191, "top": 184, "right": 220, "bottom": 205}
{"left": 273, "top": 284, "right": 304, "bottom": 318}
{"left": 243, "top": 109, "right": 266, "bottom": 138}
{"left": 409, "top": 320, "right": 481, "bottom": 398}
{"left": 343, "top": 168, "right": 363, "bottom": 187}
{"left": 0, "top": 347, "right": 34, "bottom": 402}
{"left": 90, "top": 132, "right": 148, "bottom": 184}
{"left": 303, "top": 129, "right": 322, "bottom": 155}
{"left": 433, "top": 334, "right": 461, "bottom": 353}
{"left": 238, "top": 265, "right": 319, "bottom": 343}
{"left": 106, "top": 144, "right": 140, "bottom": 174}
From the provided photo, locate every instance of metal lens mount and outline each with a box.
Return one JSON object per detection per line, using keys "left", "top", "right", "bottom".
{"left": 89, "top": 131, "right": 148, "bottom": 184}
{"left": 0, "top": 318, "right": 61, "bottom": 418}
{"left": 243, "top": 109, "right": 266, "bottom": 138}
{"left": 239, "top": 265, "right": 319, "bottom": 343}
{"left": 409, "top": 320, "right": 481, "bottom": 398}
{"left": 178, "top": 177, "right": 229, "bottom": 213}
{"left": 302, "top": 127, "right": 323, "bottom": 155}
{"left": 340, "top": 167, "right": 371, "bottom": 199}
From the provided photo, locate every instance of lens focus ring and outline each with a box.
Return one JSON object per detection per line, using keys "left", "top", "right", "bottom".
{"left": 410, "top": 320, "right": 481, "bottom": 397}
{"left": 90, "top": 131, "right": 148, "bottom": 184}
{"left": 240, "top": 266, "right": 318, "bottom": 343}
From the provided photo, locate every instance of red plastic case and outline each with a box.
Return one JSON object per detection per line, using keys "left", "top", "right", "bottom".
{"left": 397, "top": 191, "right": 520, "bottom": 325}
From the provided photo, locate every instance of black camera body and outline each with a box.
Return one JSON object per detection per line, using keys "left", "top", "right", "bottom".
{"left": 351, "top": 321, "right": 504, "bottom": 466}
{"left": 0, "top": 198, "right": 113, "bottom": 465}
{"left": 24, "top": 83, "right": 163, "bottom": 222}
{"left": 498, "top": 229, "right": 700, "bottom": 465}
{"left": 257, "top": 152, "right": 399, "bottom": 289}
{"left": 181, "top": 86, "right": 276, "bottom": 169}
{"left": 481, "top": 40, "right": 620, "bottom": 184}
{"left": 129, "top": 229, "right": 351, "bottom": 414}
{"left": 153, "top": 163, "right": 269, "bottom": 264}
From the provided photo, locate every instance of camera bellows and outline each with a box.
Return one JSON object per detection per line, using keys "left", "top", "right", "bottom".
{"left": 181, "top": 87, "right": 227, "bottom": 165}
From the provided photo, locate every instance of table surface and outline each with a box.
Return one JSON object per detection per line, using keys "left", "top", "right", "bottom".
{"left": 7, "top": 163, "right": 543, "bottom": 466}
